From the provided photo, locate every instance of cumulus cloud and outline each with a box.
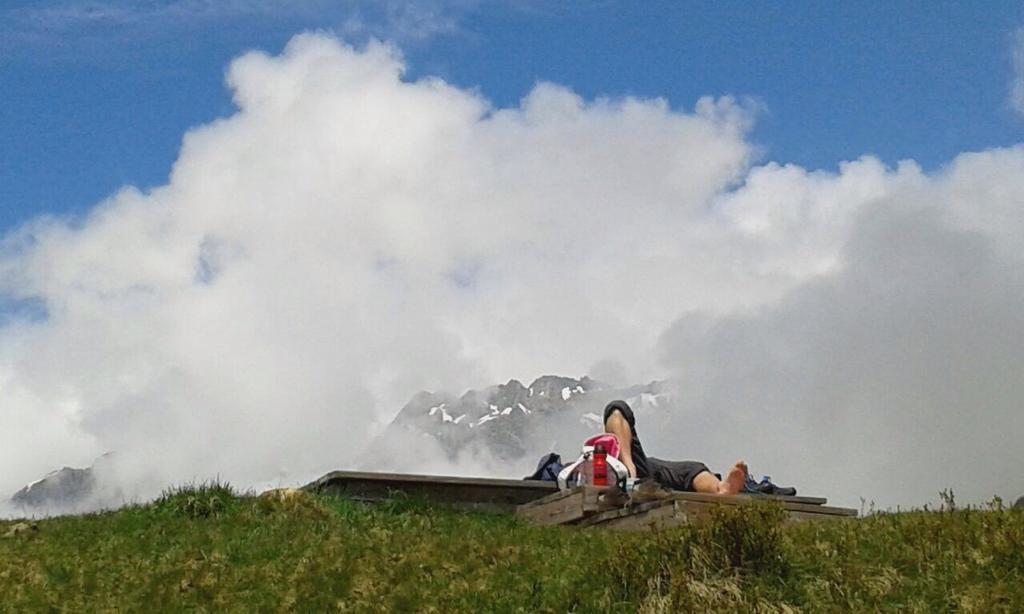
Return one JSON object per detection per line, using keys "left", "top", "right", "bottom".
{"left": 657, "top": 150, "right": 1024, "bottom": 508}
{"left": 1, "top": 34, "right": 1022, "bottom": 512}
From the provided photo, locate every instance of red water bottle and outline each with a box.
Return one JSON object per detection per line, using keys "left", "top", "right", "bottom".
{"left": 592, "top": 443, "right": 608, "bottom": 486}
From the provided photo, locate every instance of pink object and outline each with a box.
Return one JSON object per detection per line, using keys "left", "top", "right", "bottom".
{"left": 584, "top": 433, "right": 620, "bottom": 459}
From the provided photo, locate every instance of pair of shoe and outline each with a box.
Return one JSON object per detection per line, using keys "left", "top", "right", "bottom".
{"left": 743, "top": 474, "right": 797, "bottom": 497}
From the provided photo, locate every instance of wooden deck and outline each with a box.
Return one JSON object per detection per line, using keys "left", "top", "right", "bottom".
{"left": 516, "top": 486, "right": 857, "bottom": 530}
{"left": 303, "top": 470, "right": 858, "bottom": 528}
{"left": 303, "top": 470, "right": 557, "bottom": 513}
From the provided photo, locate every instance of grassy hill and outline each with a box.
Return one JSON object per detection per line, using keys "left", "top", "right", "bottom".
{"left": 1, "top": 483, "right": 1021, "bottom": 612}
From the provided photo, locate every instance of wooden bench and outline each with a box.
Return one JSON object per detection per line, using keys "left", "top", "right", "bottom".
{"left": 304, "top": 470, "right": 558, "bottom": 513}
{"left": 304, "top": 471, "right": 858, "bottom": 528}
{"left": 516, "top": 486, "right": 857, "bottom": 530}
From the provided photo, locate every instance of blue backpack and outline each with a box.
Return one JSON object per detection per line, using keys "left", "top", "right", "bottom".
{"left": 524, "top": 452, "right": 563, "bottom": 482}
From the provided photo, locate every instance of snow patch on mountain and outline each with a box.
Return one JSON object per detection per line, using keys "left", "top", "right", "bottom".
{"left": 369, "top": 375, "right": 677, "bottom": 471}
{"left": 11, "top": 376, "right": 681, "bottom": 514}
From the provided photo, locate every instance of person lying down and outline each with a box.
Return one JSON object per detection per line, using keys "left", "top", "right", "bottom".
{"left": 602, "top": 399, "right": 748, "bottom": 495}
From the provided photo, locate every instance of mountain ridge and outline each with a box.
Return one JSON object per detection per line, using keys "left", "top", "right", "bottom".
{"left": 9, "top": 375, "right": 676, "bottom": 513}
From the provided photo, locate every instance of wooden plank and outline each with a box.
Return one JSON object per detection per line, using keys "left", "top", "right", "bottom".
{"left": 597, "top": 502, "right": 679, "bottom": 531}
{"left": 666, "top": 492, "right": 856, "bottom": 517}
{"left": 519, "top": 490, "right": 585, "bottom": 526}
{"left": 630, "top": 488, "right": 827, "bottom": 507}
{"left": 516, "top": 488, "right": 577, "bottom": 513}
{"left": 305, "top": 470, "right": 557, "bottom": 513}
{"left": 577, "top": 499, "right": 675, "bottom": 528}
{"left": 586, "top": 498, "right": 852, "bottom": 532}
{"left": 758, "top": 494, "right": 827, "bottom": 506}
{"left": 301, "top": 470, "right": 853, "bottom": 519}
{"left": 592, "top": 500, "right": 722, "bottom": 531}
{"left": 525, "top": 485, "right": 854, "bottom": 528}
{"left": 516, "top": 487, "right": 604, "bottom": 526}
{"left": 305, "top": 470, "right": 559, "bottom": 492}
{"left": 515, "top": 486, "right": 633, "bottom": 525}
{"left": 629, "top": 482, "right": 827, "bottom": 506}
{"left": 596, "top": 485, "right": 851, "bottom": 517}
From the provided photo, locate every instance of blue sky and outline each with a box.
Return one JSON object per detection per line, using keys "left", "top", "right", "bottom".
{"left": 4, "top": 1, "right": 1024, "bottom": 510}
{"left": 2, "top": 1, "right": 1023, "bottom": 234}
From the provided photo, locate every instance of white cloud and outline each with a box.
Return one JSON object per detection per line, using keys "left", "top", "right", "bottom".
{"left": 3, "top": 0, "right": 469, "bottom": 45}
{"left": 657, "top": 149, "right": 1024, "bottom": 509}
{"left": 1012, "top": 28, "right": 1024, "bottom": 116}
{"left": 8, "top": 0, "right": 280, "bottom": 28}
{"left": 339, "top": 0, "right": 464, "bottom": 45}
{"left": 1, "top": 34, "right": 1022, "bottom": 511}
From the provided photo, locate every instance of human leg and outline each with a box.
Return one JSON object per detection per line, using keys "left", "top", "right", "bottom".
{"left": 648, "top": 458, "right": 717, "bottom": 492}
{"left": 691, "top": 460, "right": 748, "bottom": 495}
{"left": 604, "top": 409, "right": 638, "bottom": 478}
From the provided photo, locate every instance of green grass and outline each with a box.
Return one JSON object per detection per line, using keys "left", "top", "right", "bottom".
{"left": 1, "top": 484, "right": 1022, "bottom": 612}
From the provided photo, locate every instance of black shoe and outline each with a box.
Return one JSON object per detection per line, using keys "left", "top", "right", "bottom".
{"left": 755, "top": 477, "right": 797, "bottom": 497}
{"left": 742, "top": 474, "right": 765, "bottom": 495}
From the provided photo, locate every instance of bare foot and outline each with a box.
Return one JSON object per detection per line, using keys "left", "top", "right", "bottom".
{"left": 718, "top": 460, "right": 748, "bottom": 495}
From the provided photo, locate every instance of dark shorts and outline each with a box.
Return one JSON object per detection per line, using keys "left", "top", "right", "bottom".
{"left": 647, "top": 458, "right": 712, "bottom": 492}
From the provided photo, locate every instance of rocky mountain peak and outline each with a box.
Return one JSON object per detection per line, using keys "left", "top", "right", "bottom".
{"left": 10, "top": 452, "right": 121, "bottom": 513}
{"left": 527, "top": 375, "right": 589, "bottom": 401}
{"left": 368, "top": 375, "right": 675, "bottom": 471}
{"left": 10, "top": 377, "right": 679, "bottom": 513}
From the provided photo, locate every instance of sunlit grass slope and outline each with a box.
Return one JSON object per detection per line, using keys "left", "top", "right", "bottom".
{"left": 1, "top": 483, "right": 1021, "bottom": 612}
